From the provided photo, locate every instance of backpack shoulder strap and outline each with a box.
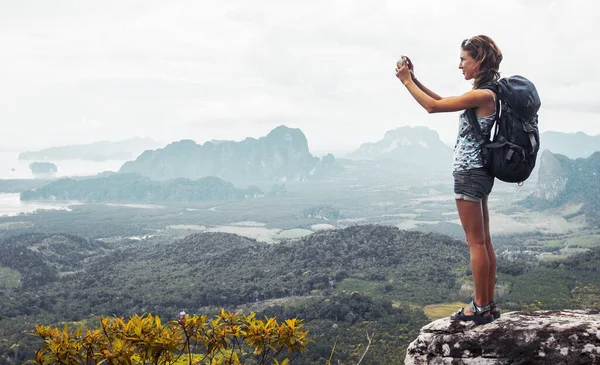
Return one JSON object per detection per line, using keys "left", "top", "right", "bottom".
{"left": 465, "top": 83, "right": 498, "bottom": 144}
{"left": 478, "top": 83, "right": 500, "bottom": 117}
{"left": 465, "top": 108, "right": 485, "bottom": 144}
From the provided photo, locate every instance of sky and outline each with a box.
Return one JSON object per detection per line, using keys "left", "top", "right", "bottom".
{"left": 1, "top": 0, "right": 599, "bottom": 156}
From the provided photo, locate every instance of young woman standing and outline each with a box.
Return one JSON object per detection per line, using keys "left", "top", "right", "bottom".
{"left": 395, "top": 35, "right": 503, "bottom": 324}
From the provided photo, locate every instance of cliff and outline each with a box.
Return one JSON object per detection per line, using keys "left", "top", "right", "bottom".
{"left": 346, "top": 126, "right": 452, "bottom": 171}
{"left": 118, "top": 126, "right": 339, "bottom": 182}
{"left": 522, "top": 150, "right": 600, "bottom": 227}
{"left": 405, "top": 309, "right": 600, "bottom": 364}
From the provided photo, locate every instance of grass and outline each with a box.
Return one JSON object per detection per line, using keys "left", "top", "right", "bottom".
{"left": 540, "top": 239, "right": 564, "bottom": 249}
{"left": 336, "top": 278, "right": 384, "bottom": 297}
{"left": 566, "top": 235, "right": 600, "bottom": 248}
{"left": 560, "top": 247, "right": 590, "bottom": 255}
{"left": 423, "top": 302, "right": 469, "bottom": 320}
{"left": 539, "top": 253, "right": 570, "bottom": 262}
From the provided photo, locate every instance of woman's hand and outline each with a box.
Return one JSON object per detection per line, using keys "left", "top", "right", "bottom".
{"left": 404, "top": 55, "right": 415, "bottom": 78}
{"left": 395, "top": 56, "right": 413, "bottom": 86}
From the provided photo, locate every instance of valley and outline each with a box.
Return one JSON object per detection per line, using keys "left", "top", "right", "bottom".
{"left": 0, "top": 128, "right": 598, "bottom": 364}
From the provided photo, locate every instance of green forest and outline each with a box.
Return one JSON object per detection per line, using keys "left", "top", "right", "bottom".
{"left": 1, "top": 226, "right": 600, "bottom": 364}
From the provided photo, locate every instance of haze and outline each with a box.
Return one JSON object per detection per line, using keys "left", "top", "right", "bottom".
{"left": 1, "top": 0, "right": 598, "bottom": 156}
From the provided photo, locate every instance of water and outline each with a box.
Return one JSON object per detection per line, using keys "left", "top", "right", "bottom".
{"left": 0, "top": 151, "right": 126, "bottom": 179}
{"left": 0, "top": 193, "right": 80, "bottom": 217}
{"left": 0, "top": 151, "right": 126, "bottom": 216}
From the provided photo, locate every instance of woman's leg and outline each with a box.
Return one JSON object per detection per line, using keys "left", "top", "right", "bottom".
{"left": 456, "top": 199, "right": 490, "bottom": 314}
{"left": 482, "top": 197, "right": 497, "bottom": 306}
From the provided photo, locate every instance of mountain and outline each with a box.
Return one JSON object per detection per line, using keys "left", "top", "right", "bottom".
{"left": 118, "top": 126, "right": 340, "bottom": 182}
{"left": 524, "top": 150, "right": 600, "bottom": 227}
{"left": 18, "top": 137, "right": 163, "bottom": 161}
{"left": 20, "top": 173, "right": 263, "bottom": 203}
{"left": 346, "top": 126, "right": 452, "bottom": 170}
{"left": 540, "top": 131, "right": 600, "bottom": 159}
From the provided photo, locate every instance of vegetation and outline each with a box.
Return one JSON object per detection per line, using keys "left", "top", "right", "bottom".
{"left": 501, "top": 248, "right": 600, "bottom": 311}
{"left": 3, "top": 126, "right": 598, "bottom": 365}
{"left": 0, "top": 227, "right": 459, "bottom": 364}
{"left": 258, "top": 292, "right": 428, "bottom": 364}
{"left": 32, "top": 310, "right": 309, "bottom": 365}
{"left": 20, "top": 173, "right": 263, "bottom": 203}
{"left": 0, "top": 194, "right": 599, "bottom": 365}
{"left": 423, "top": 302, "right": 469, "bottom": 320}
{"left": 302, "top": 205, "right": 341, "bottom": 220}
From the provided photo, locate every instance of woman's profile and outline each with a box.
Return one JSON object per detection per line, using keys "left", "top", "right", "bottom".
{"left": 395, "top": 35, "right": 503, "bottom": 324}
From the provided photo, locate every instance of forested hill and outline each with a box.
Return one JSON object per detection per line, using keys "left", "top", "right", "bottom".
{"left": 1, "top": 226, "right": 466, "bottom": 364}
{"left": 61, "top": 226, "right": 465, "bottom": 317}
{"left": 0, "top": 233, "right": 110, "bottom": 288}
{"left": 20, "top": 173, "right": 263, "bottom": 203}
{"left": 2, "top": 226, "right": 469, "bottom": 322}
{"left": 5, "top": 227, "right": 600, "bottom": 364}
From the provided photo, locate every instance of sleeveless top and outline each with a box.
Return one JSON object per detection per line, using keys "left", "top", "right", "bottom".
{"left": 452, "top": 90, "right": 496, "bottom": 172}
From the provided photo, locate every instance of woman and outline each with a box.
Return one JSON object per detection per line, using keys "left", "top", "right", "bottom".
{"left": 395, "top": 35, "right": 503, "bottom": 324}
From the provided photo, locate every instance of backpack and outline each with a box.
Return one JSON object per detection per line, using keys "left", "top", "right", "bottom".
{"left": 466, "top": 75, "right": 541, "bottom": 184}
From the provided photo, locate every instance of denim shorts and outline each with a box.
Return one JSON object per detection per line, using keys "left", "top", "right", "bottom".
{"left": 453, "top": 167, "right": 494, "bottom": 202}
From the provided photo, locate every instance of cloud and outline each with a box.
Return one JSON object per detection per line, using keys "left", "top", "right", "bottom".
{"left": 0, "top": 0, "right": 598, "bottom": 151}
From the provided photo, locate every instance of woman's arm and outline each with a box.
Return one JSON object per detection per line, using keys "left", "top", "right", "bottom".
{"left": 412, "top": 78, "right": 443, "bottom": 100}
{"left": 396, "top": 64, "right": 490, "bottom": 114}
{"left": 405, "top": 80, "right": 490, "bottom": 114}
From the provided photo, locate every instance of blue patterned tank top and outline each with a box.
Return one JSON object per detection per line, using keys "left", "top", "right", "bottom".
{"left": 452, "top": 92, "right": 496, "bottom": 172}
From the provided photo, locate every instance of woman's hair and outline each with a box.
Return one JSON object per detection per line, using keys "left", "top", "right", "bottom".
{"left": 461, "top": 35, "right": 503, "bottom": 88}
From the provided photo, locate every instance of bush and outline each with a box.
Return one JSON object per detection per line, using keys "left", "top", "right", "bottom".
{"left": 31, "top": 310, "right": 311, "bottom": 365}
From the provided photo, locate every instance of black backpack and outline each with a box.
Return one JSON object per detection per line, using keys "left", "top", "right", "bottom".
{"left": 466, "top": 75, "right": 541, "bottom": 184}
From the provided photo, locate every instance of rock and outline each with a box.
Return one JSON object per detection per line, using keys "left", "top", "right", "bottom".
{"left": 405, "top": 309, "right": 600, "bottom": 365}
{"left": 29, "top": 161, "right": 58, "bottom": 174}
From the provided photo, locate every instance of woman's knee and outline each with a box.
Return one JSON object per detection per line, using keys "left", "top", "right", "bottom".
{"left": 484, "top": 233, "right": 492, "bottom": 244}
{"left": 465, "top": 234, "right": 486, "bottom": 247}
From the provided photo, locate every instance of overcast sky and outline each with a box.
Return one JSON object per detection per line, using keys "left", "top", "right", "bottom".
{"left": 2, "top": 0, "right": 598, "bottom": 155}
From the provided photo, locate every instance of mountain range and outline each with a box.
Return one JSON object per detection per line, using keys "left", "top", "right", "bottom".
{"left": 119, "top": 126, "right": 341, "bottom": 182}
{"left": 18, "top": 137, "right": 162, "bottom": 161}
{"left": 345, "top": 126, "right": 453, "bottom": 171}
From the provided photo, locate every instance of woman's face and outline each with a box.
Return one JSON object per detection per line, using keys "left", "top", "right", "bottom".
{"left": 459, "top": 49, "right": 479, "bottom": 81}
